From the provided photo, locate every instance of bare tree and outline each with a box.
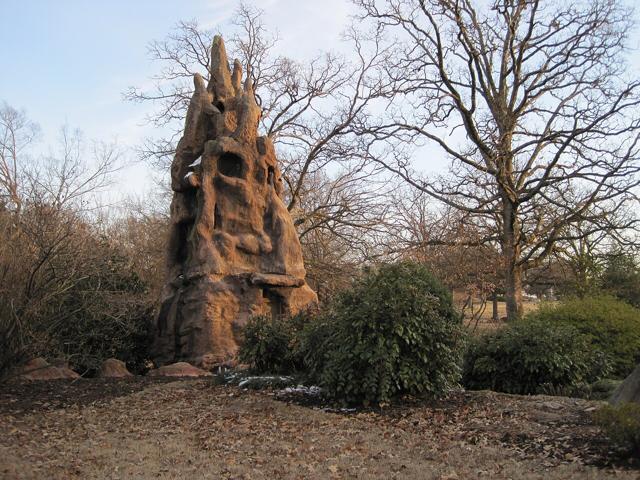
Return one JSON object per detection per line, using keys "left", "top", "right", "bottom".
{"left": 391, "top": 188, "right": 503, "bottom": 327}
{"left": 296, "top": 166, "right": 395, "bottom": 299}
{"left": 0, "top": 107, "right": 137, "bottom": 371}
{"left": 124, "top": 3, "right": 394, "bottom": 281}
{"left": 357, "top": 0, "right": 640, "bottom": 319}
{"left": 0, "top": 103, "right": 40, "bottom": 214}
{"left": 545, "top": 204, "right": 639, "bottom": 297}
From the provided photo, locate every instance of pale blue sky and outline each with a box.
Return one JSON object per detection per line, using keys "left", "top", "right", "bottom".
{"left": 0, "top": 0, "right": 355, "bottom": 196}
{"left": 1, "top": 1, "right": 639, "bottom": 199}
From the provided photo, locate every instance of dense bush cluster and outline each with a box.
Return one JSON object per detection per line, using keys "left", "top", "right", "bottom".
{"left": 526, "top": 296, "right": 640, "bottom": 377}
{"left": 462, "top": 321, "right": 610, "bottom": 395}
{"left": 240, "top": 262, "right": 464, "bottom": 405}
{"left": 0, "top": 302, "right": 28, "bottom": 381}
{"left": 42, "top": 245, "right": 154, "bottom": 374}
{"left": 239, "top": 312, "right": 308, "bottom": 374}
{"left": 462, "top": 295, "right": 640, "bottom": 395}
{"left": 311, "top": 262, "right": 464, "bottom": 405}
{"left": 0, "top": 205, "right": 160, "bottom": 378}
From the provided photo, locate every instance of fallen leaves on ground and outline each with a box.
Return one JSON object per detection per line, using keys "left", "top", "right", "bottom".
{"left": 0, "top": 378, "right": 637, "bottom": 479}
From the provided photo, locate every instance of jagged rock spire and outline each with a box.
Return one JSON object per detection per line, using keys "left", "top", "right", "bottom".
{"left": 151, "top": 35, "right": 317, "bottom": 370}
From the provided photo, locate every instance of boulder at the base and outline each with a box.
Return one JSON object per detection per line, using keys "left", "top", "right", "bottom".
{"left": 147, "top": 362, "right": 212, "bottom": 378}
{"left": 21, "top": 357, "right": 79, "bottom": 381}
{"left": 609, "top": 363, "right": 640, "bottom": 405}
{"left": 99, "top": 358, "right": 133, "bottom": 378}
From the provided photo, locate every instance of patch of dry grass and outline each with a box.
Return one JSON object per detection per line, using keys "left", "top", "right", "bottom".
{"left": 453, "top": 293, "right": 543, "bottom": 333}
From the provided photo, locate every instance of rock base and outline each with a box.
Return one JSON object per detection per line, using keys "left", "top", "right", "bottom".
{"left": 20, "top": 358, "right": 79, "bottom": 381}
{"left": 147, "top": 362, "right": 212, "bottom": 378}
{"left": 153, "top": 274, "right": 317, "bottom": 369}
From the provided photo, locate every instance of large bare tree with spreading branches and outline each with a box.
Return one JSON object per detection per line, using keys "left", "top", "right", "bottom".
{"left": 357, "top": 0, "right": 640, "bottom": 319}
{"left": 125, "top": 3, "right": 395, "bottom": 274}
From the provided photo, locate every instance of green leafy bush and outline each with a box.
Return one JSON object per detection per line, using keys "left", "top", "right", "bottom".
{"left": 295, "top": 315, "right": 335, "bottom": 382}
{"left": 600, "top": 252, "right": 640, "bottom": 308}
{"left": 526, "top": 296, "right": 640, "bottom": 377}
{"left": 239, "top": 312, "right": 310, "bottom": 374}
{"left": 594, "top": 403, "right": 640, "bottom": 457}
{"left": 306, "top": 262, "right": 464, "bottom": 405}
{"left": 462, "top": 322, "right": 610, "bottom": 395}
{"left": 14, "top": 244, "right": 155, "bottom": 375}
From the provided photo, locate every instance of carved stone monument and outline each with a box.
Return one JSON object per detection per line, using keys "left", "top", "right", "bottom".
{"left": 151, "top": 36, "right": 317, "bottom": 369}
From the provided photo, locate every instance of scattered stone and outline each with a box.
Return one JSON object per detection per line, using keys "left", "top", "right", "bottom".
{"left": 98, "top": 358, "right": 133, "bottom": 378}
{"left": 147, "top": 362, "right": 212, "bottom": 378}
{"left": 609, "top": 363, "right": 640, "bottom": 405}
{"left": 20, "top": 358, "right": 79, "bottom": 381}
{"left": 150, "top": 35, "right": 317, "bottom": 370}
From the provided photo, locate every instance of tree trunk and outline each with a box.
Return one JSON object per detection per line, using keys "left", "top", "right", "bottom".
{"left": 502, "top": 194, "right": 523, "bottom": 320}
{"left": 505, "top": 263, "right": 523, "bottom": 320}
{"left": 492, "top": 291, "right": 499, "bottom": 322}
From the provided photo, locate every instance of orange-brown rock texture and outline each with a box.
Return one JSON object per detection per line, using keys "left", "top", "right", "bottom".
{"left": 151, "top": 36, "right": 317, "bottom": 369}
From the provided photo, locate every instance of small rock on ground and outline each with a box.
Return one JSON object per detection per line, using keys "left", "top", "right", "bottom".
{"left": 98, "top": 358, "right": 133, "bottom": 378}
{"left": 20, "top": 358, "right": 79, "bottom": 381}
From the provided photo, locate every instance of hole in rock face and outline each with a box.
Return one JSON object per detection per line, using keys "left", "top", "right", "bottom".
{"left": 217, "top": 152, "right": 243, "bottom": 178}
{"left": 215, "top": 101, "right": 225, "bottom": 113}
{"left": 267, "top": 166, "right": 275, "bottom": 187}
{"left": 174, "top": 221, "right": 191, "bottom": 264}
{"left": 214, "top": 203, "right": 222, "bottom": 229}
{"left": 263, "top": 289, "right": 284, "bottom": 319}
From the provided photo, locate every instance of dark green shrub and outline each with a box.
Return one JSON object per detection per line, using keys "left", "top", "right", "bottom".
{"left": 21, "top": 246, "right": 155, "bottom": 375}
{"left": 462, "top": 322, "right": 610, "bottom": 395}
{"left": 307, "top": 262, "right": 464, "bottom": 405}
{"left": 239, "top": 312, "right": 311, "bottom": 374}
{"left": 600, "top": 252, "right": 640, "bottom": 308}
{"left": 51, "top": 296, "right": 153, "bottom": 374}
{"left": 594, "top": 403, "right": 640, "bottom": 457}
{"left": 526, "top": 296, "right": 640, "bottom": 377}
{"left": 295, "top": 315, "right": 335, "bottom": 383}
{"left": 41, "top": 247, "right": 154, "bottom": 375}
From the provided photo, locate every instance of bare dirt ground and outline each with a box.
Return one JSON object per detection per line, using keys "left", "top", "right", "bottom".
{"left": 0, "top": 378, "right": 638, "bottom": 479}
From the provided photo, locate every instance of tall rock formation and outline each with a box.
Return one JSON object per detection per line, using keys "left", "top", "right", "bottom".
{"left": 151, "top": 36, "right": 317, "bottom": 369}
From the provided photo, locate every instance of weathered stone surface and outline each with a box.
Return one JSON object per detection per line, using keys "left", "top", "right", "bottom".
{"left": 21, "top": 358, "right": 79, "bottom": 381}
{"left": 249, "top": 273, "right": 305, "bottom": 288}
{"left": 609, "top": 363, "right": 640, "bottom": 405}
{"left": 147, "top": 362, "right": 212, "bottom": 378}
{"left": 99, "top": 358, "right": 133, "bottom": 378}
{"left": 150, "top": 36, "right": 317, "bottom": 369}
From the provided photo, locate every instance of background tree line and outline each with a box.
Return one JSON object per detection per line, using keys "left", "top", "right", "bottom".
{"left": 1, "top": 0, "right": 639, "bottom": 377}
